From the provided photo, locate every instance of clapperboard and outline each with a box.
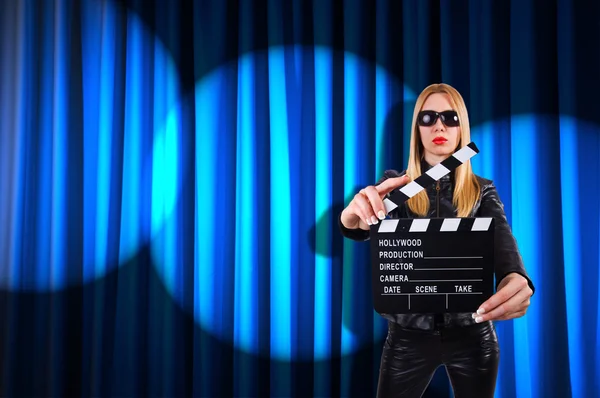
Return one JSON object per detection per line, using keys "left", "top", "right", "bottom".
{"left": 370, "top": 142, "right": 495, "bottom": 314}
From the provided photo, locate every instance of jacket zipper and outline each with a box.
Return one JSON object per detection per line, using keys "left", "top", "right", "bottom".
{"left": 436, "top": 181, "right": 440, "bottom": 217}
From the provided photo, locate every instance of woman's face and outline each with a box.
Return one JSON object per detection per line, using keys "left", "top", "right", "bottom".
{"left": 418, "top": 93, "right": 460, "bottom": 165}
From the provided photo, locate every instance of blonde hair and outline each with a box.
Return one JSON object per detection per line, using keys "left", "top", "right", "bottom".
{"left": 406, "top": 83, "right": 480, "bottom": 217}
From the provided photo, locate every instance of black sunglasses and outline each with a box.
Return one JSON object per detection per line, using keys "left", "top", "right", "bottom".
{"left": 417, "top": 110, "right": 460, "bottom": 127}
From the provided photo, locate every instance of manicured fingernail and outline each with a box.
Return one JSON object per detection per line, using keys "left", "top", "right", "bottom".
{"left": 366, "top": 218, "right": 371, "bottom": 225}
{"left": 475, "top": 317, "right": 483, "bottom": 323}
{"left": 377, "top": 210, "right": 385, "bottom": 220}
{"left": 371, "top": 216, "right": 378, "bottom": 225}
{"left": 471, "top": 313, "right": 477, "bottom": 319}
{"left": 477, "top": 308, "right": 485, "bottom": 315}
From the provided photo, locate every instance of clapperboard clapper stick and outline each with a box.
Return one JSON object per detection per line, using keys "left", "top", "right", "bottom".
{"left": 370, "top": 142, "right": 496, "bottom": 314}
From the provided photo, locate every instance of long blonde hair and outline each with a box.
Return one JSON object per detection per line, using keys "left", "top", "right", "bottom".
{"left": 406, "top": 83, "right": 480, "bottom": 217}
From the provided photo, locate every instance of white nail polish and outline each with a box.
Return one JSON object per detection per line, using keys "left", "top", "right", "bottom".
{"left": 477, "top": 308, "right": 485, "bottom": 315}
{"left": 378, "top": 210, "right": 385, "bottom": 220}
{"left": 471, "top": 313, "right": 476, "bottom": 319}
{"left": 371, "top": 216, "right": 378, "bottom": 225}
{"left": 475, "top": 316, "right": 483, "bottom": 323}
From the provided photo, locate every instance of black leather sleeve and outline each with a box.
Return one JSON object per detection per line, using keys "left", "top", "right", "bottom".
{"left": 478, "top": 182, "right": 535, "bottom": 295}
{"left": 338, "top": 213, "right": 370, "bottom": 241}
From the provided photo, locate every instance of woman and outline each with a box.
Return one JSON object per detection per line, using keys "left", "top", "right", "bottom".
{"left": 339, "top": 83, "right": 534, "bottom": 398}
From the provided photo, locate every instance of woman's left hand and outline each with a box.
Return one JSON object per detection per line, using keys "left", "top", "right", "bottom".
{"left": 472, "top": 273, "right": 533, "bottom": 323}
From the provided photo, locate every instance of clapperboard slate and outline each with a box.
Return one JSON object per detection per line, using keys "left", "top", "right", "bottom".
{"left": 370, "top": 143, "right": 495, "bottom": 314}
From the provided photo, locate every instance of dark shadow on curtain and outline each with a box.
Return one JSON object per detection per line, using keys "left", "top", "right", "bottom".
{"left": 0, "top": 245, "right": 396, "bottom": 398}
{"left": 107, "top": 0, "right": 410, "bottom": 100}
{"left": 108, "top": 0, "right": 600, "bottom": 131}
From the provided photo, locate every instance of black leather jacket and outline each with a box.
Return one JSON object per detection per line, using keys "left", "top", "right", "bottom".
{"left": 338, "top": 162, "right": 535, "bottom": 330}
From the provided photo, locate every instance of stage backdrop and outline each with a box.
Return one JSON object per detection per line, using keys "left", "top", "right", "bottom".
{"left": 0, "top": 0, "right": 598, "bottom": 397}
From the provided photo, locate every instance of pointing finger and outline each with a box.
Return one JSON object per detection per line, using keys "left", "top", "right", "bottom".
{"left": 361, "top": 186, "right": 386, "bottom": 220}
{"left": 375, "top": 175, "right": 410, "bottom": 197}
{"left": 352, "top": 193, "right": 374, "bottom": 226}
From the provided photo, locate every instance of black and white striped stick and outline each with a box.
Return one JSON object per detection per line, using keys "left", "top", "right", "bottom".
{"left": 383, "top": 142, "right": 480, "bottom": 214}
{"left": 377, "top": 216, "right": 493, "bottom": 234}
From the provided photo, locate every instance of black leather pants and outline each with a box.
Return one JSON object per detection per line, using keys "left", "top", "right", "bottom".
{"left": 376, "top": 319, "right": 500, "bottom": 398}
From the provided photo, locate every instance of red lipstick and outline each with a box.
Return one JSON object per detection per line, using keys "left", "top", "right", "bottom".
{"left": 432, "top": 136, "right": 447, "bottom": 145}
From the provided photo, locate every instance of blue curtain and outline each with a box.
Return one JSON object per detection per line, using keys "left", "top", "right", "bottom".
{"left": 0, "top": 0, "right": 598, "bottom": 397}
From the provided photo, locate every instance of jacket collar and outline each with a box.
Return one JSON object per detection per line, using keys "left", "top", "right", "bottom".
{"left": 420, "top": 158, "right": 433, "bottom": 171}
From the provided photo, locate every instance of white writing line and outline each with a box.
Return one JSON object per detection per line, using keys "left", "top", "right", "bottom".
{"left": 381, "top": 292, "right": 483, "bottom": 296}
{"left": 424, "top": 256, "right": 483, "bottom": 259}
{"left": 413, "top": 268, "right": 483, "bottom": 271}
{"left": 410, "top": 279, "right": 482, "bottom": 282}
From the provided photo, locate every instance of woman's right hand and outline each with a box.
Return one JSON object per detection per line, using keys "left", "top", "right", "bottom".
{"left": 340, "top": 175, "right": 411, "bottom": 230}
